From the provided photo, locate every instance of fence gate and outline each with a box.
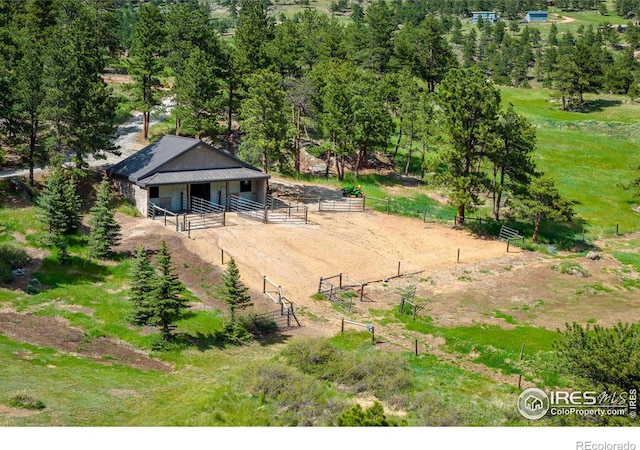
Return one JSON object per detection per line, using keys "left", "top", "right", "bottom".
{"left": 318, "top": 196, "right": 365, "bottom": 212}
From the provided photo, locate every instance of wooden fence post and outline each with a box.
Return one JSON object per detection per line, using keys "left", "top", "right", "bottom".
{"left": 339, "top": 273, "right": 343, "bottom": 289}
{"left": 188, "top": 221, "right": 191, "bottom": 239}
{"left": 457, "top": 248, "right": 460, "bottom": 263}
{"left": 397, "top": 261, "right": 401, "bottom": 277}
{"left": 415, "top": 339, "right": 418, "bottom": 356}
{"left": 507, "top": 239, "right": 510, "bottom": 253}
{"left": 371, "top": 326, "right": 375, "bottom": 345}
{"left": 263, "top": 275, "right": 266, "bottom": 294}
{"left": 360, "top": 284, "right": 364, "bottom": 302}
{"left": 341, "top": 318, "right": 344, "bottom": 332}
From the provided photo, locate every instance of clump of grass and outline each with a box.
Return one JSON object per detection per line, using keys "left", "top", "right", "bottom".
{"left": 9, "top": 391, "right": 46, "bottom": 410}
{"left": 311, "top": 293, "right": 326, "bottom": 301}
{"left": 552, "top": 261, "right": 590, "bottom": 277}
{"left": 494, "top": 310, "right": 518, "bottom": 325}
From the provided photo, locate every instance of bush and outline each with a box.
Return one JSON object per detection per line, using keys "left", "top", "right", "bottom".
{"left": 0, "top": 241, "right": 30, "bottom": 269}
{"left": 552, "top": 261, "right": 589, "bottom": 277}
{"left": 244, "top": 361, "right": 347, "bottom": 426}
{"left": 221, "top": 320, "right": 251, "bottom": 345}
{"left": 0, "top": 260, "right": 11, "bottom": 283}
{"left": 282, "top": 337, "right": 412, "bottom": 400}
{"left": 239, "top": 313, "right": 279, "bottom": 336}
{"left": 281, "top": 337, "right": 342, "bottom": 376}
{"left": 9, "top": 391, "right": 45, "bottom": 410}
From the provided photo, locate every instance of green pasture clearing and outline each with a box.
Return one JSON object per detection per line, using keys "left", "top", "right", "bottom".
{"left": 498, "top": 86, "right": 640, "bottom": 238}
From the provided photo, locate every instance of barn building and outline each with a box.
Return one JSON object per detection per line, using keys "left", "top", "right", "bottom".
{"left": 107, "top": 135, "right": 269, "bottom": 217}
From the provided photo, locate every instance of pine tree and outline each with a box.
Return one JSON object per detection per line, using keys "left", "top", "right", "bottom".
{"left": 149, "top": 241, "right": 187, "bottom": 339}
{"left": 127, "top": 2, "right": 165, "bottom": 140}
{"left": 43, "top": 1, "right": 118, "bottom": 168}
{"left": 88, "top": 176, "right": 121, "bottom": 259}
{"left": 38, "top": 167, "right": 82, "bottom": 239}
{"left": 214, "top": 257, "right": 252, "bottom": 324}
{"left": 128, "top": 245, "right": 156, "bottom": 326}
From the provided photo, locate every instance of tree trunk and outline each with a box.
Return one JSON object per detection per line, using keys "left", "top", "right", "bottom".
{"left": 175, "top": 117, "right": 181, "bottom": 136}
{"left": 457, "top": 204, "right": 465, "bottom": 226}
{"left": 227, "top": 84, "right": 234, "bottom": 134}
{"left": 262, "top": 149, "right": 269, "bottom": 174}
{"left": 391, "top": 119, "right": 403, "bottom": 163}
{"left": 532, "top": 211, "right": 542, "bottom": 243}
{"left": 420, "top": 142, "right": 426, "bottom": 180}
{"left": 404, "top": 130, "right": 414, "bottom": 175}
{"left": 295, "top": 104, "right": 302, "bottom": 173}
{"left": 494, "top": 166, "right": 505, "bottom": 221}
{"left": 143, "top": 111, "right": 149, "bottom": 140}
{"left": 561, "top": 95, "right": 566, "bottom": 111}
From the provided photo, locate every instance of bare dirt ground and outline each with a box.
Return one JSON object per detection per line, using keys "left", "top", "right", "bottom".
{"left": 0, "top": 313, "right": 172, "bottom": 372}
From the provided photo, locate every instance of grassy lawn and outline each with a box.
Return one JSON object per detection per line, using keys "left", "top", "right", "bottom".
{"left": 500, "top": 86, "right": 640, "bottom": 238}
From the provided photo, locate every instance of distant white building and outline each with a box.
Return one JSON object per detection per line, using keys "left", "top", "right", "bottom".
{"left": 471, "top": 11, "right": 498, "bottom": 24}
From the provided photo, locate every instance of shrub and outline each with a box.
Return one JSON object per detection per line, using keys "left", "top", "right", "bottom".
{"left": 282, "top": 337, "right": 412, "bottom": 400}
{"left": 239, "top": 313, "right": 278, "bottom": 336}
{"left": 9, "top": 391, "right": 45, "bottom": 410}
{"left": 0, "top": 241, "right": 30, "bottom": 269}
{"left": 281, "top": 337, "right": 342, "bottom": 376}
{"left": 221, "top": 320, "right": 251, "bottom": 345}
{"left": 552, "top": 261, "right": 589, "bottom": 277}
{"left": 0, "top": 260, "right": 11, "bottom": 283}
{"left": 337, "top": 402, "right": 403, "bottom": 426}
{"left": 244, "top": 361, "right": 347, "bottom": 426}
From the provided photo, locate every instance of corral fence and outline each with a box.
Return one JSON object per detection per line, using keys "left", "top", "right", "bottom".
{"left": 318, "top": 273, "right": 373, "bottom": 312}
{"left": 498, "top": 225, "right": 525, "bottom": 251}
{"left": 148, "top": 201, "right": 181, "bottom": 230}
{"left": 227, "top": 194, "right": 308, "bottom": 224}
{"left": 398, "top": 285, "right": 427, "bottom": 320}
{"left": 318, "top": 196, "right": 365, "bottom": 212}
{"left": 261, "top": 275, "right": 300, "bottom": 328}
{"left": 182, "top": 196, "right": 225, "bottom": 230}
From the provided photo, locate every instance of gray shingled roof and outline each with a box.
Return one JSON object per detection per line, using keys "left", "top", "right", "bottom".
{"left": 107, "top": 135, "right": 266, "bottom": 185}
{"left": 138, "top": 168, "right": 269, "bottom": 187}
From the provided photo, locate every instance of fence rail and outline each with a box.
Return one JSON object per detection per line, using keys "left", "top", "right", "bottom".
{"left": 149, "top": 202, "right": 180, "bottom": 231}
{"left": 318, "top": 196, "right": 365, "bottom": 212}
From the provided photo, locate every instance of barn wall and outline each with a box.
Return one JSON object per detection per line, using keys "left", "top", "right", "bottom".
{"left": 157, "top": 144, "right": 239, "bottom": 172}
{"left": 113, "top": 179, "right": 148, "bottom": 216}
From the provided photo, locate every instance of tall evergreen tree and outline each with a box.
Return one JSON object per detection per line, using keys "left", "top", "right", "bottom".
{"left": 234, "top": 0, "right": 274, "bottom": 71}
{"left": 239, "top": 69, "right": 292, "bottom": 174}
{"left": 7, "top": 30, "right": 47, "bottom": 186}
{"left": 128, "top": 244, "right": 156, "bottom": 326}
{"left": 149, "top": 241, "right": 187, "bottom": 340}
{"left": 437, "top": 67, "right": 501, "bottom": 225}
{"left": 127, "top": 2, "right": 165, "bottom": 140}
{"left": 394, "top": 15, "right": 458, "bottom": 92}
{"left": 173, "top": 48, "right": 224, "bottom": 139}
{"left": 88, "top": 176, "right": 121, "bottom": 259}
{"left": 514, "top": 175, "right": 574, "bottom": 243}
{"left": 489, "top": 104, "right": 538, "bottom": 221}
{"left": 43, "top": 0, "right": 118, "bottom": 167}
{"left": 38, "top": 166, "right": 82, "bottom": 238}
{"left": 214, "top": 257, "right": 252, "bottom": 324}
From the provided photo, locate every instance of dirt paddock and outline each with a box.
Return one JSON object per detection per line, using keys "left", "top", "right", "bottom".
{"left": 117, "top": 197, "right": 522, "bottom": 337}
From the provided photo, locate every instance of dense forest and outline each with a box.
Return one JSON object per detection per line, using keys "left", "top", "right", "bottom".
{"left": 1, "top": 0, "right": 639, "bottom": 225}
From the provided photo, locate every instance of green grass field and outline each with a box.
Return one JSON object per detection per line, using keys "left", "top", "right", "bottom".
{"left": 500, "top": 87, "right": 640, "bottom": 238}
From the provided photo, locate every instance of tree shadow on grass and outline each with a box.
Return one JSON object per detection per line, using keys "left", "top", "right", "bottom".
{"left": 462, "top": 215, "right": 597, "bottom": 251}
{"left": 577, "top": 99, "right": 623, "bottom": 114}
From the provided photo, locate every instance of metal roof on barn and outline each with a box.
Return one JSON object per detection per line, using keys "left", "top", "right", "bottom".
{"left": 107, "top": 135, "right": 268, "bottom": 186}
